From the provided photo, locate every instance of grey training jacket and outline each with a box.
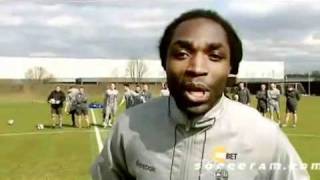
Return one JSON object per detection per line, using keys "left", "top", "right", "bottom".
{"left": 92, "top": 95, "right": 309, "bottom": 180}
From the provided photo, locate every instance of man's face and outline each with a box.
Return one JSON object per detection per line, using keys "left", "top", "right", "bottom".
{"left": 80, "top": 88, "right": 84, "bottom": 93}
{"left": 136, "top": 86, "right": 141, "bottom": 92}
{"left": 166, "top": 18, "right": 231, "bottom": 116}
{"left": 111, "top": 83, "right": 115, "bottom": 90}
{"left": 56, "top": 86, "right": 61, "bottom": 92}
{"left": 261, "top": 84, "right": 266, "bottom": 90}
{"left": 143, "top": 84, "right": 148, "bottom": 91}
{"left": 239, "top": 83, "right": 244, "bottom": 89}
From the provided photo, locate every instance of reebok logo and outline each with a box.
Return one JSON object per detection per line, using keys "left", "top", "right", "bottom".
{"left": 136, "top": 160, "right": 156, "bottom": 172}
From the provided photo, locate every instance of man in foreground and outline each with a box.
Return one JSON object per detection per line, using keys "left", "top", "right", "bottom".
{"left": 92, "top": 9, "right": 309, "bottom": 180}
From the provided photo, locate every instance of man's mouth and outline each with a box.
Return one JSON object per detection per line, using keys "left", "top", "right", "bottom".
{"left": 184, "top": 82, "right": 210, "bottom": 103}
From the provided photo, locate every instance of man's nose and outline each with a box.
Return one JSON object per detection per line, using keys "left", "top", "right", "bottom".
{"left": 185, "top": 53, "right": 208, "bottom": 76}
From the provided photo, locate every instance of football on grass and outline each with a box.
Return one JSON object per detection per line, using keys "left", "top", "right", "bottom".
{"left": 37, "top": 124, "right": 44, "bottom": 130}
{"left": 8, "top": 119, "right": 14, "bottom": 125}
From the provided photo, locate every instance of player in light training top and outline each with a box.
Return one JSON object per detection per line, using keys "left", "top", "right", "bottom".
{"left": 160, "top": 82, "right": 170, "bottom": 96}
{"left": 268, "top": 83, "right": 281, "bottom": 123}
{"left": 103, "top": 83, "right": 119, "bottom": 127}
{"left": 47, "top": 86, "right": 66, "bottom": 128}
{"left": 65, "top": 86, "right": 79, "bottom": 127}
{"left": 141, "top": 84, "right": 152, "bottom": 102}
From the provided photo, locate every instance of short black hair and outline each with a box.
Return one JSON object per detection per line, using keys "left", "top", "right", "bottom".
{"left": 159, "top": 9, "right": 243, "bottom": 74}
{"left": 123, "top": 83, "right": 129, "bottom": 87}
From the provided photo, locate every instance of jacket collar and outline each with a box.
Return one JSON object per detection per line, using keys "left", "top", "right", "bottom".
{"left": 168, "top": 95, "right": 225, "bottom": 130}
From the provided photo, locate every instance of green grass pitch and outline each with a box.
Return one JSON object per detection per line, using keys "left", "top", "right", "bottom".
{"left": 0, "top": 95, "right": 319, "bottom": 179}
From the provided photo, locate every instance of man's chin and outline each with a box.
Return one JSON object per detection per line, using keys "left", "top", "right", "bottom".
{"left": 179, "top": 103, "right": 212, "bottom": 117}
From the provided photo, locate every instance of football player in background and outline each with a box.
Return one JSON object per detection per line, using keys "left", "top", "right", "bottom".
{"left": 47, "top": 86, "right": 66, "bottom": 128}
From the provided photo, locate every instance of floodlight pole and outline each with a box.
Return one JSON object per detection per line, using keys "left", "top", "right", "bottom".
{"left": 308, "top": 72, "right": 311, "bottom": 96}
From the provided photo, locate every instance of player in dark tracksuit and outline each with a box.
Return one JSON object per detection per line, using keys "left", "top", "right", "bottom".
{"left": 75, "top": 87, "right": 90, "bottom": 128}
{"left": 132, "top": 85, "right": 145, "bottom": 107}
{"left": 283, "top": 85, "right": 300, "bottom": 128}
{"left": 120, "top": 84, "right": 135, "bottom": 109}
{"left": 47, "top": 86, "right": 66, "bottom": 128}
{"left": 237, "top": 82, "right": 250, "bottom": 105}
{"left": 256, "top": 84, "right": 268, "bottom": 117}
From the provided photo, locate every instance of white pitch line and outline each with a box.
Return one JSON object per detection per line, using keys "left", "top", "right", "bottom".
{"left": 90, "top": 109, "right": 104, "bottom": 153}
{"left": 1, "top": 126, "right": 319, "bottom": 141}
{"left": 287, "top": 133, "right": 320, "bottom": 138}
{"left": 0, "top": 129, "right": 107, "bottom": 137}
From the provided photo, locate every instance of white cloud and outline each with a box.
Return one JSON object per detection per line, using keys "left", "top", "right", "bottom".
{"left": 226, "top": 0, "right": 320, "bottom": 15}
{"left": 0, "top": 14, "right": 23, "bottom": 26}
{"left": 303, "top": 33, "right": 320, "bottom": 45}
{"left": 226, "top": 0, "right": 284, "bottom": 15}
{"left": 29, "top": 52, "right": 59, "bottom": 57}
{"left": 128, "top": 8, "right": 165, "bottom": 19}
{"left": 122, "top": 20, "right": 168, "bottom": 29}
{"left": 46, "top": 15, "right": 85, "bottom": 27}
{"left": 41, "top": 4, "right": 63, "bottom": 12}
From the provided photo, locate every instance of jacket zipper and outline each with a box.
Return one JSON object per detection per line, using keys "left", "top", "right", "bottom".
{"left": 181, "top": 123, "right": 194, "bottom": 180}
{"left": 185, "top": 120, "right": 192, "bottom": 132}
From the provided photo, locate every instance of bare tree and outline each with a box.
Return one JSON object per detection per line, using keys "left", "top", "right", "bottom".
{"left": 25, "top": 66, "right": 54, "bottom": 83}
{"left": 126, "top": 59, "right": 147, "bottom": 83}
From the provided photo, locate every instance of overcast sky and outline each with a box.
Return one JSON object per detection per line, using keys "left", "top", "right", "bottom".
{"left": 0, "top": 0, "right": 319, "bottom": 73}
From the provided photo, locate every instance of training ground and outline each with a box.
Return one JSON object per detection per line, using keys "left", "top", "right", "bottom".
{"left": 0, "top": 84, "right": 320, "bottom": 179}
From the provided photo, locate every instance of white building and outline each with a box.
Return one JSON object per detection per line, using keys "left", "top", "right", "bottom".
{"left": 0, "top": 56, "right": 284, "bottom": 82}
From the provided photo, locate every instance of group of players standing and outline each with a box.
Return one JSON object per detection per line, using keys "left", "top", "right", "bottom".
{"left": 47, "top": 86, "right": 90, "bottom": 128}
{"left": 47, "top": 82, "right": 300, "bottom": 129}
{"left": 230, "top": 82, "right": 301, "bottom": 127}
{"left": 102, "top": 82, "right": 170, "bottom": 128}
{"left": 47, "top": 83, "right": 170, "bottom": 129}
{"left": 103, "top": 83, "right": 154, "bottom": 128}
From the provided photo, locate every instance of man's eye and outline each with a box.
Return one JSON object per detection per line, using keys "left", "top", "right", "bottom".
{"left": 174, "top": 51, "right": 190, "bottom": 60}
{"left": 209, "top": 53, "right": 223, "bottom": 61}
